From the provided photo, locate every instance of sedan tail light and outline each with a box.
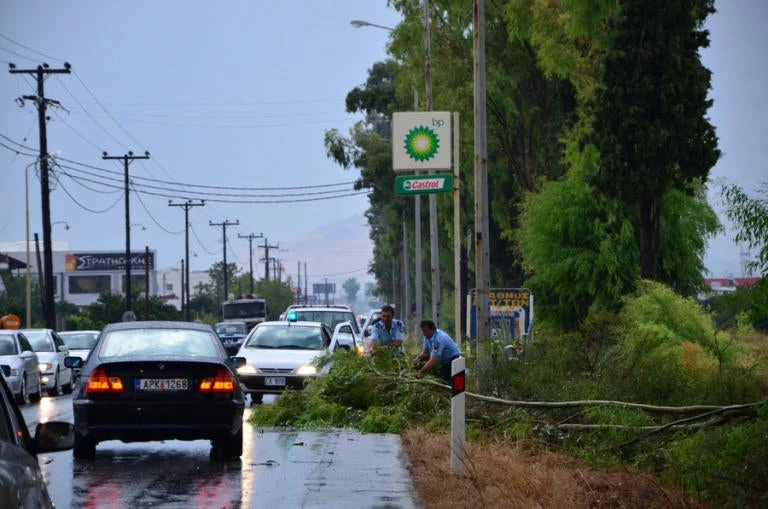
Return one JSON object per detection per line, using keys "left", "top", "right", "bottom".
{"left": 199, "top": 370, "right": 235, "bottom": 393}
{"left": 85, "top": 369, "right": 124, "bottom": 393}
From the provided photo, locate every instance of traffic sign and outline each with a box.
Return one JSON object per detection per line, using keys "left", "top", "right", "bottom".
{"left": 395, "top": 174, "right": 453, "bottom": 195}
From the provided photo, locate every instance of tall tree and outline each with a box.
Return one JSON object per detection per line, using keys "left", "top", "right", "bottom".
{"left": 342, "top": 278, "right": 361, "bottom": 303}
{"left": 722, "top": 180, "right": 768, "bottom": 277}
{"left": 590, "top": 0, "right": 720, "bottom": 280}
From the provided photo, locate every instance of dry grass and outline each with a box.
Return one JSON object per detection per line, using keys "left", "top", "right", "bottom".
{"left": 401, "top": 429, "right": 704, "bottom": 509}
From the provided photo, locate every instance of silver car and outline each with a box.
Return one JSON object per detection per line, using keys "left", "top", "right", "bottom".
{"left": 58, "top": 330, "right": 100, "bottom": 382}
{"left": 20, "top": 329, "right": 73, "bottom": 397}
{"left": 0, "top": 330, "right": 42, "bottom": 405}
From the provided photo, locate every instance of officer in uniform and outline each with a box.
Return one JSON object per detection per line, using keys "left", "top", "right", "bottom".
{"left": 369, "top": 304, "right": 405, "bottom": 355}
{"left": 415, "top": 319, "right": 462, "bottom": 382}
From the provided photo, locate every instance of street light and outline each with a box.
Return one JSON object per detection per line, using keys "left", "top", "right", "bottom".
{"left": 131, "top": 223, "right": 147, "bottom": 231}
{"left": 350, "top": 19, "right": 394, "bottom": 31}
{"left": 52, "top": 221, "right": 70, "bottom": 230}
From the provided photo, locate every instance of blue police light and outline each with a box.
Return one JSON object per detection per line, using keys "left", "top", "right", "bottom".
{"left": 287, "top": 310, "right": 298, "bottom": 322}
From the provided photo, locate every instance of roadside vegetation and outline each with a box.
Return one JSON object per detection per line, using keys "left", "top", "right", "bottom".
{"left": 250, "top": 281, "right": 768, "bottom": 508}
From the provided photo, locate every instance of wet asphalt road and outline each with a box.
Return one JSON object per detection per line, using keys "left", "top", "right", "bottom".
{"left": 22, "top": 394, "right": 418, "bottom": 509}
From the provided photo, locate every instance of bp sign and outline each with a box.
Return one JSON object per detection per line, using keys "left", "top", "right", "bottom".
{"left": 395, "top": 174, "right": 453, "bottom": 195}
{"left": 392, "top": 112, "right": 452, "bottom": 171}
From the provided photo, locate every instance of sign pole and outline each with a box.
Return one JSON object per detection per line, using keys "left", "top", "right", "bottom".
{"left": 451, "top": 356, "right": 466, "bottom": 475}
{"left": 453, "top": 112, "right": 461, "bottom": 346}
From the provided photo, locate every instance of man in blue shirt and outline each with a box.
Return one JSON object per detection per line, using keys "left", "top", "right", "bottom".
{"left": 369, "top": 304, "right": 405, "bottom": 355}
{"left": 415, "top": 319, "right": 462, "bottom": 382}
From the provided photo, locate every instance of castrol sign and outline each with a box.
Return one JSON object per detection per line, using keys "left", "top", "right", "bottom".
{"left": 395, "top": 174, "right": 453, "bottom": 195}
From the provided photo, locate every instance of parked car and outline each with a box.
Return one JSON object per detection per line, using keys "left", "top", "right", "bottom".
{"left": 58, "top": 330, "right": 100, "bottom": 383}
{"left": 0, "top": 330, "right": 42, "bottom": 405}
{"left": 20, "top": 329, "right": 73, "bottom": 397}
{"left": 0, "top": 370, "right": 75, "bottom": 508}
{"left": 282, "top": 305, "right": 363, "bottom": 353}
{"left": 235, "top": 318, "right": 356, "bottom": 404}
{"left": 214, "top": 321, "right": 248, "bottom": 356}
{"left": 65, "top": 321, "right": 246, "bottom": 460}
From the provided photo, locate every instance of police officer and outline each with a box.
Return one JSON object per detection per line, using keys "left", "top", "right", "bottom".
{"left": 415, "top": 319, "right": 462, "bottom": 382}
{"left": 369, "top": 304, "right": 405, "bottom": 355}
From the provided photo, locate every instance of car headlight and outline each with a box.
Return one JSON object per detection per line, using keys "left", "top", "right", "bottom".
{"left": 236, "top": 365, "right": 256, "bottom": 374}
{"left": 296, "top": 364, "right": 317, "bottom": 375}
{"left": 39, "top": 363, "right": 53, "bottom": 372}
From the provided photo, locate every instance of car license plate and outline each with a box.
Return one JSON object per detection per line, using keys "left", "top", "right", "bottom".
{"left": 136, "top": 378, "right": 189, "bottom": 391}
{"left": 265, "top": 377, "right": 285, "bottom": 386}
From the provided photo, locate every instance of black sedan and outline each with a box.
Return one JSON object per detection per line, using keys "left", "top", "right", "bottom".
{"left": 0, "top": 367, "right": 74, "bottom": 508}
{"left": 65, "top": 321, "right": 246, "bottom": 461}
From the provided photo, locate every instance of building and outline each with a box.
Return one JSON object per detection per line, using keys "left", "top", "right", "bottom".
{"left": 0, "top": 241, "right": 159, "bottom": 307}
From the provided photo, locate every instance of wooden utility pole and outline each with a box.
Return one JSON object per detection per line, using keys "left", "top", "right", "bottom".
{"left": 103, "top": 151, "right": 150, "bottom": 314}
{"left": 209, "top": 220, "right": 239, "bottom": 304}
{"left": 10, "top": 62, "right": 71, "bottom": 328}
{"left": 238, "top": 232, "right": 263, "bottom": 293}
{"left": 169, "top": 200, "right": 205, "bottom": 320}
{"left": 473, "top": 0, "right": 491, "bottom": 360}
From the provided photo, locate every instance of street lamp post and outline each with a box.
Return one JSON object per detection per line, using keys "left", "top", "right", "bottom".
{"left": 24, "top": 160, "right": 34, "bottom": 328}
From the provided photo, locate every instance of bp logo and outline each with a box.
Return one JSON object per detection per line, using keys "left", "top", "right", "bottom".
{"left": 403, "top": 125, "right": 440, "bottom": 162}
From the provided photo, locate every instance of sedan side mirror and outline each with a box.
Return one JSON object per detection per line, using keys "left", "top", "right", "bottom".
{"left": 64, "top": 356, "right": 83, "bottom": 368}
{"left": 230, "top": 356, "right": 247, "bottom": 369}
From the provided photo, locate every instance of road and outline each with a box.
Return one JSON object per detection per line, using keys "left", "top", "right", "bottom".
{"left": 22, "top": 395, "right": 418, "bottom": 509}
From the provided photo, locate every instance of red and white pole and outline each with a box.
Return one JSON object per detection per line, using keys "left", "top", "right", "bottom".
{"left": 451, "top": 356, "right": 466, "bottom": 475}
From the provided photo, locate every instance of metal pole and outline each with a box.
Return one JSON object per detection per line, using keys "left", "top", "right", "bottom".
{"left": 403, "top": 214, "right": 410, "bottom": 325}
{"left": 473, "top": 0, "right": 491, "bottom": 361}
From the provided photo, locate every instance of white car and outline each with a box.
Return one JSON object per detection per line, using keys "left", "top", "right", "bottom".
{"left": 235, "top": 319, "right": 356, "bottom": 404}
{"left": 0, "top": 330, "right": 42, "bottom": 404}
{"left": 282, "top": 305, "right": 364, "bottom": 354}
{"left": 20, "top": 329, "right": 73, "bottom": 397}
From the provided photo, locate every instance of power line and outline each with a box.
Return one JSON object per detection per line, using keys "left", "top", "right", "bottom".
{"left": 56, "top": 176, "right": 123, "bottom": 213}
{"left": 0, "top": 34, "right": 66, "bottom": 63}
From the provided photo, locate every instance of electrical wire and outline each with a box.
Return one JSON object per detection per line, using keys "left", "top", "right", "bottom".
{"left": 190, "top": 224, "right": 218, "bottom": 256}
{"left": 129, "top": 181, "right": 184, "bottom": 235}
{"left": 0, "top": 34, "right": 66, "bottom": 63}
{"left": 56, "top": 176, "right": 123, "bottom": 213}
{"left": 51, "top": 109, "right": 105, "bottom": 151}
{"left": 2, "top": 132, "right": 361, "bottom": 192}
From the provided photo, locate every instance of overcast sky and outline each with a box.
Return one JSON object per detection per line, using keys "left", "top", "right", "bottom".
{"left": 0, "top": 1, "right": 764, "bottom": 292}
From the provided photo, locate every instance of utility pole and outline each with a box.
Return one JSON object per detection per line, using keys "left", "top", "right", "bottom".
{"left": 258, "top": 238, "right": 279, "bottom": 280}
{"left": 103, "top": 151, "right": 150, "bottom": 315}
{"left": 210, "top": 220, "right": 239, "bottom": 304}
{"left": 10, "top": 62, "right": 71, "bottom": 329}
{"left": 423, "top": 0, "right": 441, "bottom": 325}
{"left": 473, "top": 0, "right": 491, "bottom": 361}
{"left": 169, "top": 200, "right": 205, "bottom": 321}
{"left": 238, "top": 232, "right": 263, "bottom": 293}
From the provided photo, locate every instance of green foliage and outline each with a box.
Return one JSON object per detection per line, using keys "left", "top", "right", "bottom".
{"left": 253, "top": 279, "right": 294, "bottom": 321}
{"left": 721, "top": 180, "right": 768, "bottom": 276}
{"left": 665, "top": 405, "right": 768, "bottom": 508}
{"left": 342, "top": 278, "right": 360, "bottom": 304}
{"left": 706, "top": 280, "right": 768, "bottom": 332}
{"left": 591, "top": 0, "right": 720, "bottom": 280}
{"left": 0, "top": 272, "right": 43, "bottom": 326}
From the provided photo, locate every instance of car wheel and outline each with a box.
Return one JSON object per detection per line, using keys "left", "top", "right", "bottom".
{"left": 29, "top": 376, "right": 42, "bottom": 403}
{"left": 15, "top": 376, "right": 29, "bottom": 405}
{"left": 73, "top": 435, "right": 96, "bottom": 460}
{"left": 210, "top": 427, "right": 243, "bottom": 461}
{"left": 47, "top": 371, "right": 61, "bottom": 397}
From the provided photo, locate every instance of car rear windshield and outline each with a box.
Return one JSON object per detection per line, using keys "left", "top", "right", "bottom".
{"left": 291, "top": 311, "right": 360, "bottom": 334}
{"left": 100, "top": 329, "right": 219, "bottom": 358}
{"left": 22, "top": 331, "right": 54, "bottom": 352}
{"left": 60, "top": 333, "right": 98, "bottom": 350}
{"left": 245, "top": 325, "right": 324, "bottom": 350}
{"left": 215, "top": 323, "right": 247, "bottom": 335}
